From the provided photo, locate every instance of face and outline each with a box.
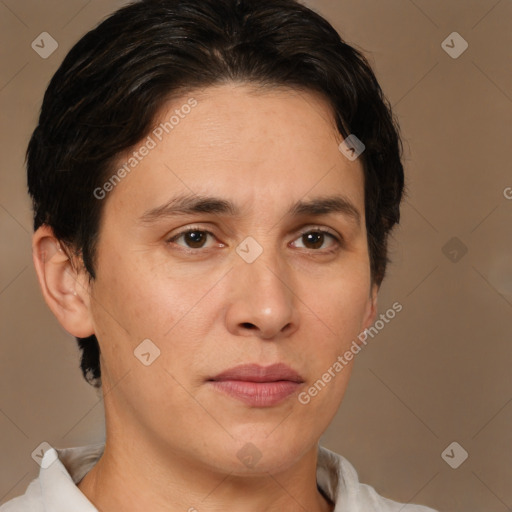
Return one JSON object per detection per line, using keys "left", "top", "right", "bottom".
{"left": 80, "top": 84, "right": 377, "bottom": 474}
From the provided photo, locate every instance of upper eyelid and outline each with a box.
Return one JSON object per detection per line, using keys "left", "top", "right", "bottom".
{"left": 167, "top": 224, "right": 341, "bottom": 240}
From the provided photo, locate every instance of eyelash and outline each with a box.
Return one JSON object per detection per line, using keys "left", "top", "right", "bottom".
{"left": 165, "top": 225, "right": 343, "bottom": 254}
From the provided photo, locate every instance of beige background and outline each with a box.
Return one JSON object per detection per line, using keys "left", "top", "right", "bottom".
{"left": 1, "top": 1, "right": 511, "bottom": 511}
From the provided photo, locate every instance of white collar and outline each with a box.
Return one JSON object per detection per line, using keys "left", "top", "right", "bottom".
{"left": 39, "top": 443, "right": 105, "bottom": 511}
{"left": 33, "top": 442, "right": 434, "bottom": 512}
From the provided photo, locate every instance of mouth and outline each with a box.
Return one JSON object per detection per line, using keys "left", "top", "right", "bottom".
{"left": 207, "top": 363, "right": 304, "bottom": 407}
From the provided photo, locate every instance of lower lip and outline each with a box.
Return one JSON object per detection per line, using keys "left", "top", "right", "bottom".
{"left": 209, "top": 380, "right": 302, "bottom": 407}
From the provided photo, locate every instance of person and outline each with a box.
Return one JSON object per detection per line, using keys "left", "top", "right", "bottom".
{"left": 1, "top": 0, "right": 438, "bottom": 510}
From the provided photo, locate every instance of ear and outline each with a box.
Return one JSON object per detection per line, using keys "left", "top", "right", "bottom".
{"left": 32, "top": 225, "right": 95, "bottom": 338}
{"left": 360, "top": 281, "right": 379, "bottom": 335}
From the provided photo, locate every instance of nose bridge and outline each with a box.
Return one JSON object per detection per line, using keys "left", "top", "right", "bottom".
{"left": 236, "top": 236, "right": 291, "bottom": 304}
{"left": 227, "top": 235, "right": 298, "bottom": 338}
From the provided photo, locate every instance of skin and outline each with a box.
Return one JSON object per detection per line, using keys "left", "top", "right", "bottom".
{"left": 33, "top": 83, "right": 379, "bottom": 512}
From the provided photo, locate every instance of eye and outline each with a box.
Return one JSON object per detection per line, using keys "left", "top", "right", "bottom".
{"left": 291, "top": 228, "right": 342, "bottom": 252}
{"left": 166, "top": 228, "right": 219, "bottom": 250}
{"left": 166, "top": 226, "right": 342, "bottom": 253}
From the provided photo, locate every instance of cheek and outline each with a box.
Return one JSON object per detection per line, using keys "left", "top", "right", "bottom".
{"left": 89, "top": 250, "right": 222, "bottom": 377}
{"left": 92, "top": 249, "right": 186, "bottom": 335}
{"left": 320, "top": 269, "right": 371, "bottom": 335}
{"left": 299, "top": 271, "right": 371, "bottom": 407}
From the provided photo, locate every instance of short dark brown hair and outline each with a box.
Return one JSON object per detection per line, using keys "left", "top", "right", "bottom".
{"left": 27, "top": 0, "right": 405, "bottom": 389}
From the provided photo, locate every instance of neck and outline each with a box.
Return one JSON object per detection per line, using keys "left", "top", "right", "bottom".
{"left": 78, "top": 436, "right": 334, "bottom": 512}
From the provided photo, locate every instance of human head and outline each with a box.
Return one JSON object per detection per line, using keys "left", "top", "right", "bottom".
{"left": 27, "top": 0, "right": 404, "bottom": 392}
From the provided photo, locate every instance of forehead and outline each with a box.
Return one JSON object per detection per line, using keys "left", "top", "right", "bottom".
{"left": 102, "top": 83, "right": 365, "bottom": 227}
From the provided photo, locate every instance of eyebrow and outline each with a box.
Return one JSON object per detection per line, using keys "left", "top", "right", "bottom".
{"left": 138, "top": 193, "right": 361, "bottom": 227}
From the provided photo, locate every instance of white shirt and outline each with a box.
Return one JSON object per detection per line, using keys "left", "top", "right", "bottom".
{"left": 0, "top": 443, "right": 437, "bottom": 511}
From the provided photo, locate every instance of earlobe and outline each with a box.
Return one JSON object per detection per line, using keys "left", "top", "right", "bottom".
{"left": 32, "top": 225, "right": 95, "bottom": 338}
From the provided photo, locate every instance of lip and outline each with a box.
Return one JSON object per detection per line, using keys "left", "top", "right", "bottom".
{"left": 208, "top": 363, "right": 304, "bottom": 407}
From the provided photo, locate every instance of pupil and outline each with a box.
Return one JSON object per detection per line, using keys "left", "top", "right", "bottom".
{"left": 186, "top": 231, "right": 205, "bottom": 248}
{"left": 305, "top": 232, "right": 323, "bottom": 249}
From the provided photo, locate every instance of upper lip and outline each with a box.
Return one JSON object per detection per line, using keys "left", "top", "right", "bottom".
{"left": 209, "top": 363, "right": 304, "bottom": 383}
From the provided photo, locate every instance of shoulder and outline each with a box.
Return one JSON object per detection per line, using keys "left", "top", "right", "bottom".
{"left": 317, "top": 445, "right": 438, "bottom": 512}
{"left": 0, "top": 478, "right": 43, "bottom": 511}
{"left": 0, "top": 442, "right": 104, "bottom": 512}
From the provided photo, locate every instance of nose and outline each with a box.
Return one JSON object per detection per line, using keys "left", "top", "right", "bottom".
{"left": 224, "top": 246, "right": 300, "bottom": 340}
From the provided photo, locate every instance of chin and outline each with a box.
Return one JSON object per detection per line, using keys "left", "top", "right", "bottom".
{"left": 217, "top": 430, "right": 315, "bottom": 475}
